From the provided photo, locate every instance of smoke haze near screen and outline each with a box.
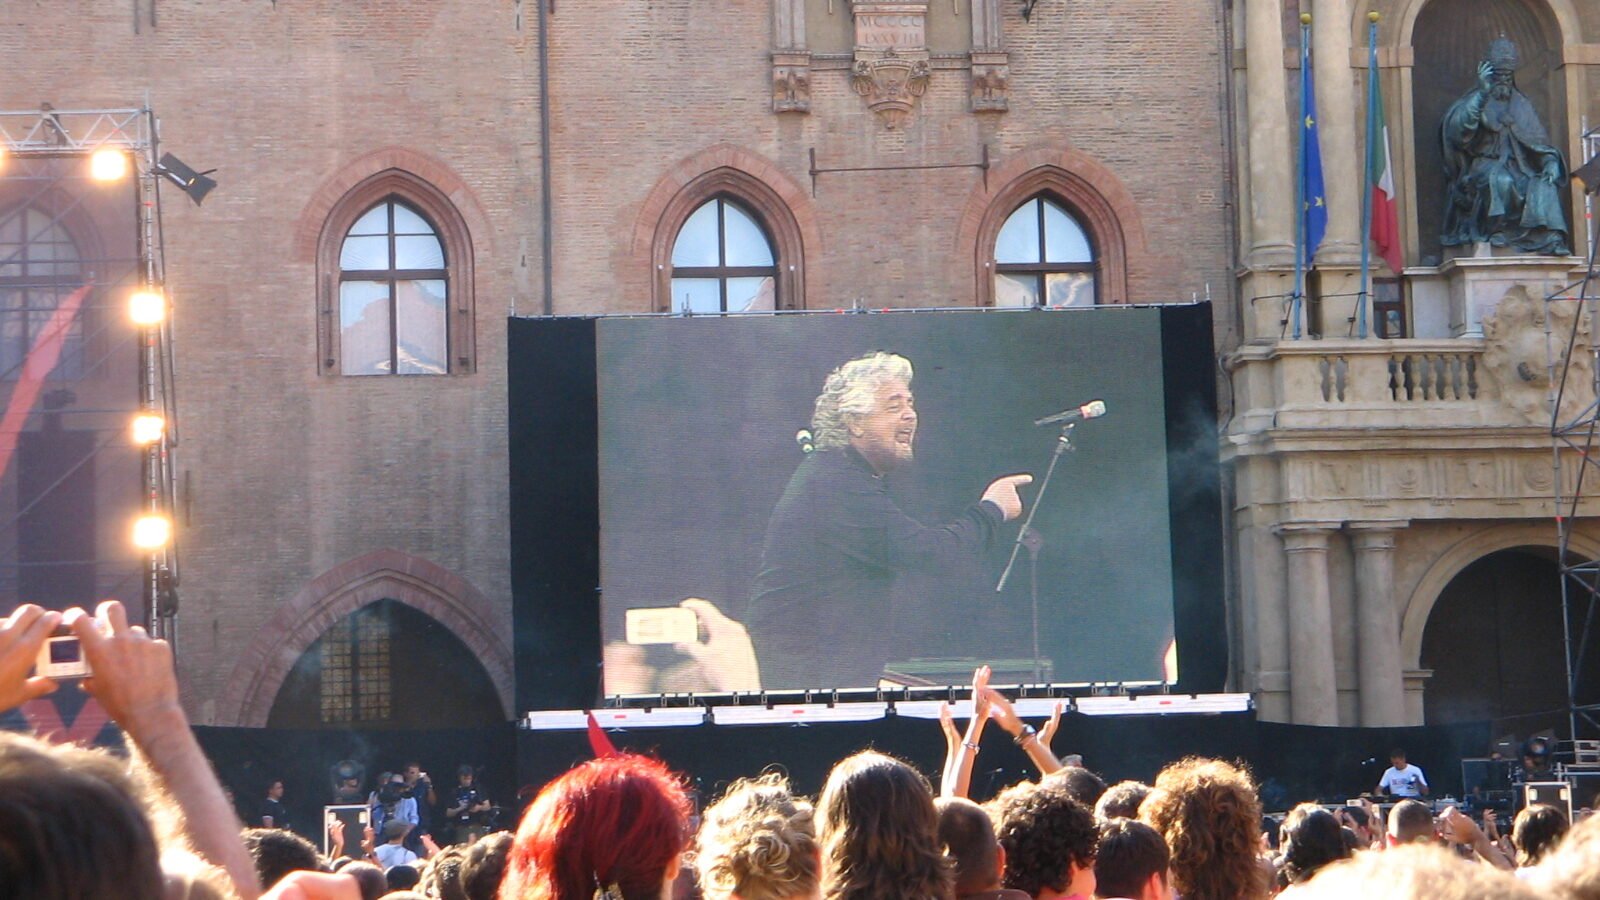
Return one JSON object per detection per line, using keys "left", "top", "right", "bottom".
{"left": 597, "top": 310, "right": 1178, "bottom": 695}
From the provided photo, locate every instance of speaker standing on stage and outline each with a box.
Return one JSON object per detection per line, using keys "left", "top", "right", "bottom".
{"left": 1376, "top": 748, "right": 1429, "bottom": 798}
{"left": 744, "top": 352, "right": 1032, "bottom": 689}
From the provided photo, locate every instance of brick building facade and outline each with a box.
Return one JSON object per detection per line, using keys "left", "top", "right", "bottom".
{"left": 7, "top": 0, "right": 1595, "bottom": 733}
{"left": 2, "top": 0, "right": 1235, "bottom": 727}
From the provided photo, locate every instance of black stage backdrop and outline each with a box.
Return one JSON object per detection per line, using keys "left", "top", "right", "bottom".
{"left": 512, "top": 715, "right": 1492, "bottom": 809}
{"left": 507, "top": 305, "right": 1224, "bottom": 709}
{"left": 192, "top": 724, "right": 518, "bottom": 842}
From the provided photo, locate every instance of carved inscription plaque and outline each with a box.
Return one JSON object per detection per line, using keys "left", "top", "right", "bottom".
{"left": 853, "top": 3, "right": 927, "bottom": 49}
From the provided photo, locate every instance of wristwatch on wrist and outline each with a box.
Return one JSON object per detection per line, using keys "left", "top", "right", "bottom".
{"left": 1013, "top": 724, "right": 1037, "bottom": 746}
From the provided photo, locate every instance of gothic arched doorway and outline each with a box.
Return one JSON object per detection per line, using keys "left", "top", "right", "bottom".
{"left": 267, "top": 599, "right": 504, "bottom": 729}
{"left": 1419, "top": 547, "right": 1596, "bottom": 737}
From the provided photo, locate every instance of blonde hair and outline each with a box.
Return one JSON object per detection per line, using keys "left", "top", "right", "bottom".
{"left": 695, "top": 773, "right": 820, "bottom": 900}
{"left": 810, "top": 352, "right": 912, "bottom": 451}
{"left": 1293, "top": 844, "right": 1542, "bottom": 900}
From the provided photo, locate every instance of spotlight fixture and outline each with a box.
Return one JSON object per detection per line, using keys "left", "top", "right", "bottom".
{"left": 1020, "top": 0, "right": 1046, "bottom": 22}
{"left": 154, "top": 153, "right": 217, "bottom": 206}
{"left": 90, "top": 148, "right": 129, "bottom": 181}
{"left": 131, "top": 413, "right": 165, "bottom": 445}
{"left": 129, "top": 289, "right": 166, "bottom": 325}
{"left": 132, "top": 514, "right": 172, "bottom": 550}
{"left": 1575, "top": 153, "right": 1600, "bottom": 195}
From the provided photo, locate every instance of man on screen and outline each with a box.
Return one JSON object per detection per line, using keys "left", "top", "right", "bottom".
{"left": 744, "top": 351, "right": 1032, "bottom": 688}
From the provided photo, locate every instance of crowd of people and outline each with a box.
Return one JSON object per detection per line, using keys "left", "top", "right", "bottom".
{"left": 5, "top": 602, "right": 1600, "bottom": 900}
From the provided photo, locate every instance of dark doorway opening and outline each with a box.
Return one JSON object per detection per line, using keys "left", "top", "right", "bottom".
{"left": 268, "top": 599, "right": 504, "bottom": 729}
{"left": 1421, "top": 547, "right": 1599, "bottom": 738}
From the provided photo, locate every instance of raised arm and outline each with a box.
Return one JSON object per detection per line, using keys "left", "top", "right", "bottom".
{"left": 984, "top": 688, "right": 1062, "bottom": 776}
{"left": 68, "top": 600, "right": 262, "bottom": 900}
{"left": 940, "top": 666, "right": 993, "bottom": 798}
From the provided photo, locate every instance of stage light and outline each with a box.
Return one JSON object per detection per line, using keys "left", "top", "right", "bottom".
{"left": 90, "top": 148, "right": 128, "bottom": 181}
{"left": 155, "top": 153, "right": 217, "bottom": 206}
{"left": 131, "top": 413, "right": 164, "bottom": 445}
{"left": 132, "top": 514, "right": 172, "bottom": 549}
{"left": 129, "top": 289, "right": 165, "bottom": 325}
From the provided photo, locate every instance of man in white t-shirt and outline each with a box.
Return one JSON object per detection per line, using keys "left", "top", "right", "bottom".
{"left": 372, "top": 818, "right": 418, "bottom": 869}
{"left": 1376, "top": 748, "right": 1429, "bottom": 798}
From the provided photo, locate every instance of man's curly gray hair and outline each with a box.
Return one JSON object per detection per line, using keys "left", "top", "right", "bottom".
{"left": 810, "top": 352, "right": 913, "bottom": 451}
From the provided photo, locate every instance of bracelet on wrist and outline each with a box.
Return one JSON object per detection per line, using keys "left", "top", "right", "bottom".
{"left": 1013, "top": 724, "right": 1037, "bottom": 747}
{"left": 962, "top": 741, "right": 981, "bottom": 752}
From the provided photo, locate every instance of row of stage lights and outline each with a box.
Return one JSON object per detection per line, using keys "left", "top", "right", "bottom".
{"left": 126, "top": 285, "right": 169, "bottom": 552}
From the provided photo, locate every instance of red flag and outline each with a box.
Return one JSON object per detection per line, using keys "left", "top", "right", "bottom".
{"left": 586, "top": 711, "right": 619, "bottom": 758}
{"left": 0, "top": 284, "right": 93, "bottom": 482}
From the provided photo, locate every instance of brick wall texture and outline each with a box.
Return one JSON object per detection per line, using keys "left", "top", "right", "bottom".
{"left": 0, "top": 0, "right": 1233, "bottom": 723}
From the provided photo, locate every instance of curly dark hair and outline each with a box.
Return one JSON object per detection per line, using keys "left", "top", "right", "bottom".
{"left": 993, "top": 780, "right": 1098, "bottom": 897}
{"left": 1140, "top": 758, "right": 1268, "bottom": 900}
{"left": 1279, "top": 803, "right": 1350, "bottom": 885}
{"left": 241, "top": 827, "right": 323, "bottom": 890}
{"left": 818, "top": 751, "right": 952, "bottom": 900}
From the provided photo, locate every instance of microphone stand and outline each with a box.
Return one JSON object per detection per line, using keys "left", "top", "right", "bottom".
{"left": 995, "top": 421, "right": 1076, "bottom": 683}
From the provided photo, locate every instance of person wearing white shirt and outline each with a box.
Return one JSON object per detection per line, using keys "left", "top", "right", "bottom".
{"left": 1376, "top": 749, "right": 1429, "bottom": 798}
{"left": 373, "top": 819, "right": 418, "bottom": 869}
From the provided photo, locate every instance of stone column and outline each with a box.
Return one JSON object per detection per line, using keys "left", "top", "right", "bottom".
{"left": 1309, "top": 0, "right": 1361, "bottom": 266}
{"left": 1244, "top": 0, "right": 1296, "bottom": 268}
{"left": 1350, "top": 522, "right": 1408, "bottom": 726}
{"left": 1277, "top": 523, "right": 1340, "bottom": 726}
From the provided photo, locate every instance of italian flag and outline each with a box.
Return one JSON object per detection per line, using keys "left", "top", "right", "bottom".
{"left": 1367, "top": 72, "right": 1402, "bottom": 274}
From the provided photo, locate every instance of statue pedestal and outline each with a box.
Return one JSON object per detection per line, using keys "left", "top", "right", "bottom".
{"left": 1439, "top": 251, "right": 1583, "bottom": 337}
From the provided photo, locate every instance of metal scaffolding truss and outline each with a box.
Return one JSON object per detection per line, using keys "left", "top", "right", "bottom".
{"left": 0, "top": 106, "right": 151, "bottom": 155}
{"left": 0, "top": 104, "right": 179, "bottom": 642}
{"left": 1547, "top": 124, "right": 1600, "bottom": 740}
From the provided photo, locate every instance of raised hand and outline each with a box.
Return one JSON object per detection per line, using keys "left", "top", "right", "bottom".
{"left": 981, "top": 474, "right": 1034, "bottom": 521}
{"left": 674, "top": 598, "right": 761, "bottom": 692}
{"left": 65, "top": 600, "right": 180, "bottom": 735}
{"left": 0, "top": 604, "right": 61, "bottom": 712}
{"left": 1477, "top": 60, "right": 1494, "bottom": 93}
{"left": 1039, "top": 700, "right": 1064, "bottom": 748}
{"left": 939, "top": 701, "right": 961, "bottom": 748}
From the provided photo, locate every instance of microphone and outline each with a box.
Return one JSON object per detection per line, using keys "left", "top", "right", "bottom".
{"left": 1034, "top": 399, "right": 1107, "bottom": 427}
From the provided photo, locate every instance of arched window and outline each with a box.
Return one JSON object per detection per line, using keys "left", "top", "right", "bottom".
{"left": 315, "top": 168, "right": 476, "bottom": 376}
{"left": 337, "top": 199, "right": 448, "bottom": 375}
{"left": 993, "top": 195, "right": 1096, "bottom": 308}
{"left": 0, "top": 207, "right": 85, "bottom": 377}
{"left": 668, "top": 196, "right": 778, "bottom": 313}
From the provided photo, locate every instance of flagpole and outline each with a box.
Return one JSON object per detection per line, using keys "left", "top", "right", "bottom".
{"left": 1358, "top": 12, "right": 1379, "bottom": 339}
{"left": 1292, "top": 12, "right": 1311, "bottom": 340}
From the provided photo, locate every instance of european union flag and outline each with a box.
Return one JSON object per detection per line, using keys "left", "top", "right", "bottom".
{"left": 1300, "top": 50, "right": 1328, "bottom": 265}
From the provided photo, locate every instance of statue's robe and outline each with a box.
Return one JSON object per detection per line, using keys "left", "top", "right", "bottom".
{"left": 1441, "top": 85, "right": 1570, "bottom": 255}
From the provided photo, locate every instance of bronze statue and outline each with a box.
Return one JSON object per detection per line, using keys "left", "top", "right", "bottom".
{"left": 1440, "top": 37, "right": 1570, "bottom": 255}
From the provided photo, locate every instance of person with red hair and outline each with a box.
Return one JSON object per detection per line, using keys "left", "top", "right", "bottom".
{"left": 499, "top": 754, "right": 691, "bottom": 900}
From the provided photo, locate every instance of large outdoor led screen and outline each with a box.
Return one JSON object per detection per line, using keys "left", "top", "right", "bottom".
{"left": 594, "top": 309, "right": 1209, "bottom": 696}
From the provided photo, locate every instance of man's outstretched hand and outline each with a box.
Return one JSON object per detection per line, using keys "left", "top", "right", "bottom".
{"left": 982, "top": 474, "right": 1034, "bottom": 521}
{"left": 0, "top": 604, "right": 61, "bottom": 712}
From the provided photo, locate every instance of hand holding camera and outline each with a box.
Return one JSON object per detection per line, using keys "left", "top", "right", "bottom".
{"left": 0, "top": 603, "right": 63, "bottom": 712}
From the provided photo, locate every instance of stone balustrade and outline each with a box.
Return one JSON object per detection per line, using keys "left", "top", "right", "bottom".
{"left": 1225, "top": 337, "right": 1541, "bottom": 435}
